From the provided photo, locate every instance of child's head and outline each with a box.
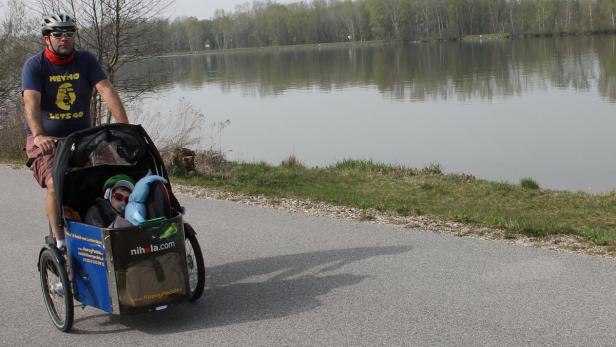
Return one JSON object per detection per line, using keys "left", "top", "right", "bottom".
{"left": 102, "top": 174, "right": 135, "bottom": 212}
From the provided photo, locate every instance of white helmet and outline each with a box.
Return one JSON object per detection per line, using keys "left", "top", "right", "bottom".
{"left": 41, "top": 13, "right": 77, "bottom": 36}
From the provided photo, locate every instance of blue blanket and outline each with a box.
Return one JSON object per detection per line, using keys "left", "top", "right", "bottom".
{"left": 125, "top": 175, "right": 168, "bottom": 225}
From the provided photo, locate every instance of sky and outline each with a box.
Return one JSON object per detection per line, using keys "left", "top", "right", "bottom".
{"left": 164, "top": 0, "right": 298, "bottom": 20}
{"left": 0, "top": 0, "right": 297, "bottom": 20}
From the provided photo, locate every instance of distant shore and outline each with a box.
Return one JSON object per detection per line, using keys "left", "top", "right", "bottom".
{"left": 147, "top": 31, "right": 616, "bottom": 59}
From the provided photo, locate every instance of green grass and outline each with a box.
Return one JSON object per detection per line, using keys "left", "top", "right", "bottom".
{"left": 171, "top": 159, "right": 616, "bottom": 246}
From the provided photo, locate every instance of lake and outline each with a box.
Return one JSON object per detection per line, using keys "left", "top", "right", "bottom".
{"left": 125, "top": 36, "right": 616, "bottom": 193}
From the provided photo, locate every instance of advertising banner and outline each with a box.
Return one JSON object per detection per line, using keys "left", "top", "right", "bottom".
{"left": 108, "top": 216, "right": 189, "bottom": 311}
{"left": 65, "top": 221, "right": 112, "bottom": 313}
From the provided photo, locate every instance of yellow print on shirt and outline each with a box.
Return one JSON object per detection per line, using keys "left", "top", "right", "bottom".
{"left": 49, "top": 73, "right": 80, "bottom": 82}
{"left": 48, "top": 111, "right": 84, "bottom": 120}
{"left": 55, "top": 82, "right": 77, "bottom": 111}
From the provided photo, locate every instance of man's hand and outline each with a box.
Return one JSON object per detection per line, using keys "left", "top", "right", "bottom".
{"left": 33, "top": 134, "right": 55, "bottom": 155}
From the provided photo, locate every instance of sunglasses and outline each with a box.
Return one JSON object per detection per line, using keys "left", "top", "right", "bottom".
{"left": 112, "top": 192, "right": 129, "bottom": 204}
{"left": 49, "top": 31, "right": 76, "bottom": 38}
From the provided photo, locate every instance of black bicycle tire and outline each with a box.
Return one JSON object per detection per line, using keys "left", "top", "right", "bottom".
{"left": 184, "top": 224, "right": 205, "bottom": 302}
{"left": 39, "top": 249, "right": 74, "bottom": 332}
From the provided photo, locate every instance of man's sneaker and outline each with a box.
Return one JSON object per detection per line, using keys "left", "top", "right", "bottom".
{"left": 56, "top": 239, "right": 66, "bottom": 250}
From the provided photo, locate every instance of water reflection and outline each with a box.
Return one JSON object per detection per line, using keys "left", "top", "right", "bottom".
{"left": 123, "top": 36, "right": 616, "bottom": 193}
{"left": 121, "top": 36, "right": 616, "bottom": 103}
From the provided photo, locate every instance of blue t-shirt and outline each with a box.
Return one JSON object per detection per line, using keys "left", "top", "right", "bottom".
{"left": 22, "top": 50, "right": 107, "bottom": 137}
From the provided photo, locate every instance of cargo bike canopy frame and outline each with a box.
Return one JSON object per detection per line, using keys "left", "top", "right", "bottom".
{"left": 52, "top": 123, "right": 181, "bottom": 224}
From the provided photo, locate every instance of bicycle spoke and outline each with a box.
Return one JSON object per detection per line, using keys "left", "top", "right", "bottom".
{"left": 45, "top": 261, "right": 66, "bottom": 321}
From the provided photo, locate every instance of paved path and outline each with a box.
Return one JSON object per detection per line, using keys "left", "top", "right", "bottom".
{"left": 2, "top": 165, "right": 616, "bottom": 346}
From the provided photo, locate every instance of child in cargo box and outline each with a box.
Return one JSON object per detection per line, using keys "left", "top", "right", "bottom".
{"left": 85, "top": 174, "right": 134, "bottom": 227}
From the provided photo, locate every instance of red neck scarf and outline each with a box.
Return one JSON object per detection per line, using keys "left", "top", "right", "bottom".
{"left": 44, "top": 47, "right": 75, "bottom": 65}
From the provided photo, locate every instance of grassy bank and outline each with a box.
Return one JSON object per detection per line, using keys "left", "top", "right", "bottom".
{"left": 153, "top": 40, "right": 388, "bottom": 59}
{"left": 172, "top": 159, "right": 616, "bottom": 246}
{"left": 461, "top": 33, "right": 511, "bottom": 41}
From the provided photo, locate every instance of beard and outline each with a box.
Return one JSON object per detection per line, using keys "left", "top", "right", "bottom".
{"left": 47, "top": 40, "right": 75, "bottom": 57}
{"left": 55, "top": 44, "right": 74, "bottom": 56}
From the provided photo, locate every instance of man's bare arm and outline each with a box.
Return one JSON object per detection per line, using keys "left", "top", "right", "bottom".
{"left": 23, "top": 90, "right": 54, "bottom": 154}
{"left": 95, "top": 79, "right": 129, "bottom": 124}
{"left": 23, "top": 90, "right": 43, "bottom": 135}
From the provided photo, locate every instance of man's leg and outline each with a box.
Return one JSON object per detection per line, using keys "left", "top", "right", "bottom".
{"left": 45, "top": 176, "right": 64, "bottom": 242}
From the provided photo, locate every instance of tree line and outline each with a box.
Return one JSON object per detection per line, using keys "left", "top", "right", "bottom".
{"left": 146, "top": 0, "right": 616, "bottom": 52}
{"left": 2, "top": 0, "right": 616, "bottom": 157}
{"left": 119, "top": 35, "right": 616, "bottom": 103}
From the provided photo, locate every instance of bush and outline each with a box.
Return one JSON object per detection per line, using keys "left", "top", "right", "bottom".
{"left": 281, "top": 155, "right": 303, "bottom": 168}
{"left": 194, "top": 149, "right": 231, "bottom": 176}
{"left": 422, "top": 162, "right": 443, "bottom": 175}
{"left": 520, "top": 177, "right": 540, "bottom": 190}
{"left": 0, "top": 103, "right": 26, "bottom": 161}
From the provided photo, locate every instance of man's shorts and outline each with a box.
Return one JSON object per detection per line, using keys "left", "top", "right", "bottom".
{"left": 26, "top": 136, "right": 57, "bottom": 188}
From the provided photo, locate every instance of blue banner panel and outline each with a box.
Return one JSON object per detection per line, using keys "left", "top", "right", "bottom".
{"left": 65, "top": 221, "right": 112, "bottom": 313}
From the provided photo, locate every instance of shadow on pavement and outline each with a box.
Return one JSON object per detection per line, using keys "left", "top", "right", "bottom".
{"left": 71, "top": 245, "right": 411, "bottom": 335}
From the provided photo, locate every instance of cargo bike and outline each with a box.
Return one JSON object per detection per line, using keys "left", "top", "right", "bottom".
{"left": 37, "top": 123, "right": 206, "bottom": 332}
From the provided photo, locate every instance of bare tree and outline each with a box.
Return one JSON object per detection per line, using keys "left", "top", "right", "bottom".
{"left": 0, "top": 0, "right": 36, "bottom": 108}
{"left": 0, "top": 0, "right": 37, "bottom": 157}
{"left": 33, "top": 0, "right": 172, "bottom": 124}
{"left": 382, "top": 0, "right": 403, "bottom": 39}
{"left": 337, "top": 2, "right": 357, "bottom": 41}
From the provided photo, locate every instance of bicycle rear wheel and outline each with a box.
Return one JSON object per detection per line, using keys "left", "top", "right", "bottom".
{"left": 39, "top": 248, "right": 74, "bottom": 332}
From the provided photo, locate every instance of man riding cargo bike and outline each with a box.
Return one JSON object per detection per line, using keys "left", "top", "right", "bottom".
{"left": 23, "top": 14, "right": 206, "bottom": 332}
{"left": 22, "top": 13, "right": 129, "bottom": 250}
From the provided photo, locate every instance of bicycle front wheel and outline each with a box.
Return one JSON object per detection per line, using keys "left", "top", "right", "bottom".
{"left": 39, "top": 248, "right": 74, "bottom": 332}
{"left": 184, "top": 223, "right": 205, "bottom": 302}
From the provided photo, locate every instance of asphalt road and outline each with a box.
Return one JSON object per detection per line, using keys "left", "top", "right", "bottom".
{"left": 2, "top": 165, "right": 616, "bottom": 346}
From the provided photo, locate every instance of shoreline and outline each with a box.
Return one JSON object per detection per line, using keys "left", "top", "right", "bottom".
{"left": 5, "top": 156, "right": 615, "bottom": 258}
{"left": 173, "top": 182, "right": 616, "bottom": 259}
{"left": 144, "top": 31, "right": 616, "bottom": 59}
